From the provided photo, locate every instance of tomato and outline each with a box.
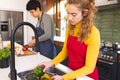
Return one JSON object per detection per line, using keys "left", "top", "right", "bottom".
{"left": 22, "top": 45, "right": 29, "bottom": 51}
{"left": 22, "top": 47, "right": 27, "bottom": 51}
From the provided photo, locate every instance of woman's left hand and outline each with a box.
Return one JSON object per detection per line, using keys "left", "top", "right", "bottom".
{"left": 51, "top": 75, "right": 64, "bottom": 80}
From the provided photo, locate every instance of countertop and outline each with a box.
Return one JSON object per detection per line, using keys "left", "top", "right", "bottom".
{"left": 0, "top": 41, "right": 93, "bottom": 80}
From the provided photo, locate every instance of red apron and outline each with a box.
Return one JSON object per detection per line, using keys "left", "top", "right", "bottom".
{"left": 67, "top": 36, "right": 98, "bottom": 80}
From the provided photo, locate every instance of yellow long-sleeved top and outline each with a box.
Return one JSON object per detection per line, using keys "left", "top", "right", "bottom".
{"left": 52, "top": 23, "right": 100, "bottom": 80}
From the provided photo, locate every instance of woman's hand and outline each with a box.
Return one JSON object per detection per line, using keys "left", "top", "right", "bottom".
{"left": 38, "top": 61, "right": 54, "bottom": 72}
{"left": 52, "top": 75, "right": 64, "bottom": 80}
{"left": 28, "top": 39, "right": 36, "bottom": 47}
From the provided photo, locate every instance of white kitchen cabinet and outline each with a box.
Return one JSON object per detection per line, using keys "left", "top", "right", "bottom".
{"left": 95, "top": 0, "right": 119, "bottom": 6}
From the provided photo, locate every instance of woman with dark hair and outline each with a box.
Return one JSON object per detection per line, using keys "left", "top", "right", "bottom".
{"left": 38, "top": 0, "right": 100, "bottom": 80}
{"left": 26, "top": 0, "right": 56, "bottom": 59}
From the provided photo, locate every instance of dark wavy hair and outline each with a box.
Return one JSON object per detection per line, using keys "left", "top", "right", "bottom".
{"left": 26, "top": 0, "right": 41, "bottom": 11}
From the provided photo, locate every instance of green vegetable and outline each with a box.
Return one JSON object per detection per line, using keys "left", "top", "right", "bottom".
{"left": 34, "top": 66, "right": 44, "bottom": 76}
{"left": 0, "top": 48, "right": 11, "bottom": 60}
{"left": 41, "top": 77, "right": 49, "bottom": 80}
{"left": 33, "top": 65, "right": 45, "bottom": 79}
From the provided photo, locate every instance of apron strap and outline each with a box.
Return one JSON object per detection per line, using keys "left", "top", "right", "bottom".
{"left": 36, "top": 12, "right": 44, "bottom": 28}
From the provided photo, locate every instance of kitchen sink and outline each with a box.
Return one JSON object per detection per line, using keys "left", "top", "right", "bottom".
{"left": 17, "top": 67, "right": 65, "bottom": 80}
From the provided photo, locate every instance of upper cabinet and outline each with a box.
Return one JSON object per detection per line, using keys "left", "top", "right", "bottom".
{"left": 95, "top": 0, "right": 120, "bottom": 6}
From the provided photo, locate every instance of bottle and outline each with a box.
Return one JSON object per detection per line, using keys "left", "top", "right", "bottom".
{"left": 0, "top": 34, "right": 3, "bottom": 49}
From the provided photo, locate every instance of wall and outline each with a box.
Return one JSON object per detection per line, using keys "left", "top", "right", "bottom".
{"left": 95, "top": 6, "right": 120, "bottom": 43}
{"left": 25, "top": 12, "right": 38, "bottom": 44}
{"left": 0, "top": 0, "right": 28, "bottom": 11}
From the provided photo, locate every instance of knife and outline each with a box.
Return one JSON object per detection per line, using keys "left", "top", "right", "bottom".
{"left": 45, "top": 71, "right": 57, "bottom": 76}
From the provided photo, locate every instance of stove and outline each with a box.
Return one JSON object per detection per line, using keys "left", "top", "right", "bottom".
{"left": 97, "top": 42, "right": 120, "bottom": 80}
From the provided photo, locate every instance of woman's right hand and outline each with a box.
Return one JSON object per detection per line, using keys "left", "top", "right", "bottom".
{"left": 38, "top": 61, "right": 54, "bottom": 72}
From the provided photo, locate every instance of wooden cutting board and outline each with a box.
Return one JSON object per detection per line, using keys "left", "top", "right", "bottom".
{"left": 15, "top": 50, "right": 36, "bottom": 57}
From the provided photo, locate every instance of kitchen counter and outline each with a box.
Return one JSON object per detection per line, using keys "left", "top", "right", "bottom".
{"left": 0, "top": 41, "right": 93, "bottom": 80}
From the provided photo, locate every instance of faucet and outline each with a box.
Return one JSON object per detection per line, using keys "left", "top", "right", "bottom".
{"left": 10, "top": 22, "right": 39, "bottom": 80}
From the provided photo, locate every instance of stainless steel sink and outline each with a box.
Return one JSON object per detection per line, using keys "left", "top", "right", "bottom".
{"left": 17, "top": 67, "right": 65, "bottom": 80}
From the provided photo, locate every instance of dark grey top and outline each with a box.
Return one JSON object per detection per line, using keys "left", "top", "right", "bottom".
{"left": 36, "top": 12, "right": 54, "bottom": 42}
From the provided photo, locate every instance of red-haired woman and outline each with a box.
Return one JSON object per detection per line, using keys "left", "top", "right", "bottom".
{"left": 38, "top": 0, "right": 100, "bottom": 80}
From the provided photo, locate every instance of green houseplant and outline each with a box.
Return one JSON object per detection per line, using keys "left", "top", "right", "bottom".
{"left": 0, "top": 48, "right": 11, "bottom": 68}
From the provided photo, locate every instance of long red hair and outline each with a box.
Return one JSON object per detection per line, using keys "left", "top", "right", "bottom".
{"left": 67, "top": 0, "right": 97, "bottom": 42}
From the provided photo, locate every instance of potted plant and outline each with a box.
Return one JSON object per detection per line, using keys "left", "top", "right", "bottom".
{"left": 0, "top": 48, "right": 11, "bottom": 68}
